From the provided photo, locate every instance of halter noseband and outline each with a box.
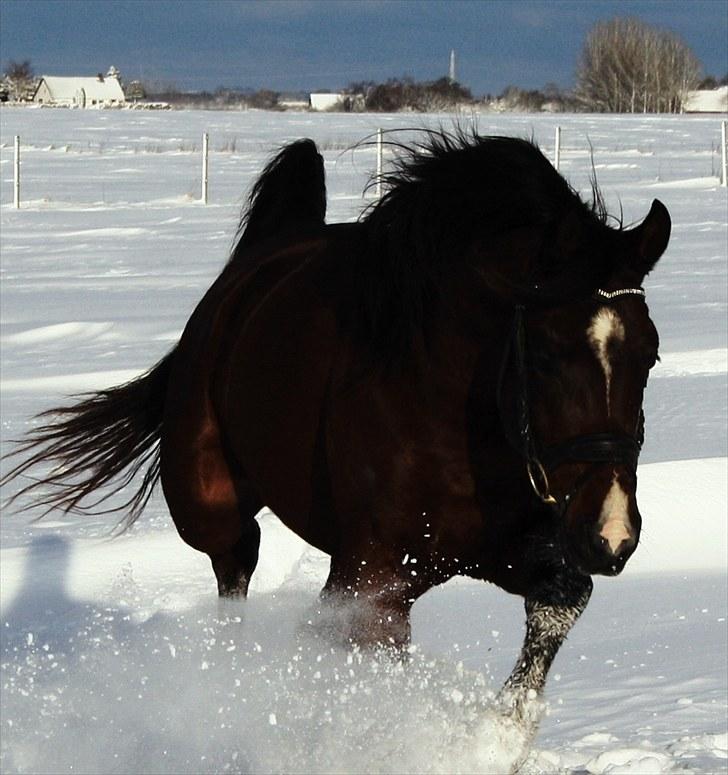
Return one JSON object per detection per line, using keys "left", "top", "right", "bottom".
{"left": 496, "top": 288, "right": 645, "bottom": 512}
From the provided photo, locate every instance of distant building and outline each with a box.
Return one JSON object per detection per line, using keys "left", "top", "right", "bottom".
{"left": 309, "top": 92, "right": 364, "bottom": 112}
{"left": 682, "top": 86, "right": 728, "bottom": 114}
{"left": 32, "top": 67, "right": 126, "bottom": 107}
{"left": 309, "top": 92, "right": 344, "bottom": 111}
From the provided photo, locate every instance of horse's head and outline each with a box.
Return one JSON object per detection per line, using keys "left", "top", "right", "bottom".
{"left": 508, "top": 200, "right": 671, "bottom": 576}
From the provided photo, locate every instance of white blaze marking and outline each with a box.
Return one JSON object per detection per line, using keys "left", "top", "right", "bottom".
{"left": 587, "top": 307, "right": 625, "bottom": 414}
{"left": 599, "top": 474, "right": 632, "bottom": 554}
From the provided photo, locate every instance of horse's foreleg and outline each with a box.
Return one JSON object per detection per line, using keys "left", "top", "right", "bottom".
{"left": 317, "top": 554, "right": 423, "bottom": 650}
{"left": 499, "top": 571, "right": 593, "bottom": 723}
{"left": 324, "top": 583, "right": 414, "bottom": 650}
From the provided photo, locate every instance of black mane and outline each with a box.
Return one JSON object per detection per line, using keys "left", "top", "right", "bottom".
{"left": 352, "top": 129, "right": 619, "bottom": 359}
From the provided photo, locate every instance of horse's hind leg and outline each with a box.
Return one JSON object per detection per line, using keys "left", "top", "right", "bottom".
{"left": 499, "top": 570, "right": 593, "bottom": 722}
{"left": 206, "top": 475, "right": 264, "bottom": 598}
{"left": 210, "top": 516, "right": 261, "bottom": 597}
{"left": 162, "top": 436, "right": 263, "bottom": 599}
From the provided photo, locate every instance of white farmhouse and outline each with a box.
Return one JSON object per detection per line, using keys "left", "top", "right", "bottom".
{"left": 309, "top": 92, "right": 344, "bottom": 111}
{"left": 33, "top": 67, "right": 126, "bottom": 107}
{"left": 682, "top": 86, "right": 728, "bottom": 114}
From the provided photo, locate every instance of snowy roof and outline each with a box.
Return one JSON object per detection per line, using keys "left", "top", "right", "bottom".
{"left": 36, "top": 75, "right": 125, "bottom": 103}
{"left": 683, "top": 86, "right": 727, "bottom": 113}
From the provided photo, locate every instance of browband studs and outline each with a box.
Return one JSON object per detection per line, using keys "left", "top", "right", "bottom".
{"left": 595, "top": 288, "right": 645, "bottom": 300}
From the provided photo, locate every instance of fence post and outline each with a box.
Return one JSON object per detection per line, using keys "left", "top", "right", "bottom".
{"left": 553, "top": 126, "right": 561, "bottom": 171}
{"left": 14, "top": 135, "right": 20, "bottom": 209}
{"left": 376, "top": 128, "right": 383, "bottom": 199}
{"left": 202, "top": 132, "right": 209, "bottom": 204}
{"left": 721, "top": 120, "right": 727, "bottom": 188}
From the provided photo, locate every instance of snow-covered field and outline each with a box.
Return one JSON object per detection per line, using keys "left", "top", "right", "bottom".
{"left": 1, "top": 107, "right": 726, "bottom": 774}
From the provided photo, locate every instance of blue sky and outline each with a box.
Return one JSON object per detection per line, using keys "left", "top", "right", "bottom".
{"left": 1, "top": 0, "right": 726, "bottom": 95}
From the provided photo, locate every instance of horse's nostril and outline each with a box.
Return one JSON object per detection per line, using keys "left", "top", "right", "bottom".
{"left": 613, "top": 540, "right": 636, "bottom": 564}
{"left": 594, "top": 530, "right": 635, "bottom": 562}
{"left": 598, "top": 519, "right": 636, "bottom": 558}
{"left": 596, "top": 533, "right": 615, "bottom": 554}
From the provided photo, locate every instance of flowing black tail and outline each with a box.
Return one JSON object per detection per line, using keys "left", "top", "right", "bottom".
{"left": 1, "top": 350, "right": 175, "bottom": 527}
{"left": 231, "top": 138, "right": 326, "bottom": 258}
{"left": 2, "top": 139, "right": 328, "bottom": 527}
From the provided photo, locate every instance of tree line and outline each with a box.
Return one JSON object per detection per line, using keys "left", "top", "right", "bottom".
{"left": 576, "top": 17, "right": 706, "bottom": 113}
{"left": 3, "top": 17, "right": 725, "bottom": 112}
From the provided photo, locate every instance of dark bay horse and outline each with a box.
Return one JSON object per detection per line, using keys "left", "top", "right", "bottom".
{"left": 3, "top": 132, "right": 670, "bottom": 726}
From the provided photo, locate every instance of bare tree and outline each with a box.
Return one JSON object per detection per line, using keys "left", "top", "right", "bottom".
{"left": 5, "top": 59, "right": 33, "bottom": 81}
{"left": 3, "top": 59, "right": 37, "bottom": 101}
{"left": 125, "top": 80, "right": 146, "bottom": 102}
{"left": 576, "top": 17, "right": 702, "bottom": 113}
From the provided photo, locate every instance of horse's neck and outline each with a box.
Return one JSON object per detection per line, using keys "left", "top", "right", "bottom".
{"left": 424, "top": 283, "right": 510, "bottom": 403}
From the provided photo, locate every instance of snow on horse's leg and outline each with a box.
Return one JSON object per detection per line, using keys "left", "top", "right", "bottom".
{"left": 496, "top": 571, "right": 593, "bottom": 767}
{"left": 468, "top": 707, "right": 540, "bottom": 775}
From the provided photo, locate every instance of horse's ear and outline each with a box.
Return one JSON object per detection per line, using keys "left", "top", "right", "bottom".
{"left": 627, "top": 199, "right": 671, "bottom": 272}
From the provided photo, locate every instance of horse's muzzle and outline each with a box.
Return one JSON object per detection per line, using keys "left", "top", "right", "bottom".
{"left": 565, "top": 517, "right": 639, "bottom": 577}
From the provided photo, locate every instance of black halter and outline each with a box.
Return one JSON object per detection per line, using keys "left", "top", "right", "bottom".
{"left": 496, "top": 292, "right": 645, "bottom": 513}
